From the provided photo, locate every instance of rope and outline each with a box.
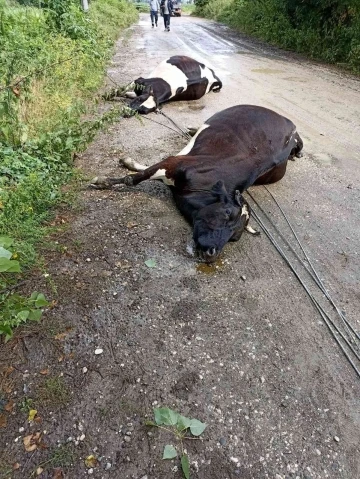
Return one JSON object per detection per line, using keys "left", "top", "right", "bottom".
{"left": 158, "top": 110, "right": 192, "bottom": 141}
{"left": 246, "top": 189, "right": 360, "bottom": 378}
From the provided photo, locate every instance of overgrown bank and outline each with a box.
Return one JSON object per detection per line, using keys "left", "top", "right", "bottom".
{"left": 195, "top": 0, "right": 360, "bottom": 72}
{"left": 0, "top": 0, "right": 137, "bottom": 338}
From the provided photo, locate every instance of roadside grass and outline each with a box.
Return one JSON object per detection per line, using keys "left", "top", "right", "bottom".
{"left": 0, "top": 0, "right": 138, "bottom": 338}
{"left": 37, "top": 376, "right": 70, "bottom": 408}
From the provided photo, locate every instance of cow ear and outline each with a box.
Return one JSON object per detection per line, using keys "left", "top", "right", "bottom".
{"left": 234, "top": 190, "right": 244, "bottom": 206}
{"left": 211, "top": 180, "right": 229, "bottom": 202}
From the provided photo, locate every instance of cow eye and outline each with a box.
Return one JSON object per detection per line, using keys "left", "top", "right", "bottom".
{"left": 225, "top": 208, "right": 232, "bottom": 218}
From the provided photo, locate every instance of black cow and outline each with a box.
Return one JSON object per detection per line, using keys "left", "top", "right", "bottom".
{"left": 91, "top": 105, "right": 303, "bottom": 262}
{"left": 126, "top": 55, "right": 222, "bottom": 114}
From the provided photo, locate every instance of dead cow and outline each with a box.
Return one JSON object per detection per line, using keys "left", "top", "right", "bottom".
{"left": 91, "top": 105, "right": 303, "bottom": 262}
{"left": 126, "top": 55, "right": 222, "bottom": 114}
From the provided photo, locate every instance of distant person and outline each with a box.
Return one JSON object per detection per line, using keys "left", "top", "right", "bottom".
{"left": 149, "top": 0, "right": 160, "bottom": 28}
{"left": 160, "top": 0, "right": 173, "bottom": 32}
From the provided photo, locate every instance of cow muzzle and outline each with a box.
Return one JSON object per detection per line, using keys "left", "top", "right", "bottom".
{"left": 199, "top": 246, "right": 219, "bottom": 264}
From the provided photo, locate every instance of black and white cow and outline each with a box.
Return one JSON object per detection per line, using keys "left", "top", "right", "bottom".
{"left": 126, "top": 55, "right": 222, "bottom": 114}
{"left": 91, "top": 105, "right": 303, "bottom": 262}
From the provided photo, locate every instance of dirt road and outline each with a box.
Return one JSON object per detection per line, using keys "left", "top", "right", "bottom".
{"left": 2, "top": 14, "right": 360, "bottom": 479}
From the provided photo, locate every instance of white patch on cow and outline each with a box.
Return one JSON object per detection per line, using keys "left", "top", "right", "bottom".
{"left": 125, "top": 91, "right": 137, "bottom": 99}
{"left": 176, "top": 123, "right": 210, "bottom": 156}
{"left": 241, "top": 204, "right": 250, "bottom": 221}
{"left": 121, "top": 158, "right": 147, "bottom": 171}
{"left": 200, "top": 65, "right": 217, "bottom": 94}
{"left": 140, "top": 95, "right": 157, "bottom": 110}
{"left": 246, "top": 225, "right": 258, "bottom": 235}
{"left": 149, "top": 168, "right": 175, "bottom": 186}
{"left": 147, "top": 61, "right": 188, "bottom": 98}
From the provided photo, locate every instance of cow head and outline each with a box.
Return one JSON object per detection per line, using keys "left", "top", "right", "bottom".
{"left": 192, "top": 180, "right": 250, "bottom": 263}
{"left": 128, "top": 78, "right": 158, "bottom": 114}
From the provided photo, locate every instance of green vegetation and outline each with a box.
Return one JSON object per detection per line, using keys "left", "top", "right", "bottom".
{"left": 0, "top": 0, "right": 137, "bottom": 336}
{"left": 195, "top": 0, "right": 360, "bottom": 72}
{"left": 146, "top": 407, "right": 207, "bottom": 479}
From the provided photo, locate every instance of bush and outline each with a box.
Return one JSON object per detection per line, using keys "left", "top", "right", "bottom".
{"left": 195, "top": 0, "right": 360, "bottom": 72}
{"left": 0, "top": 0, "right": 138, "bottom": 335}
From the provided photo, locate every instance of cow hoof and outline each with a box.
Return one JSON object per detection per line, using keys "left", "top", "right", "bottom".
{"left": 295, "top": 151, "right": 303, "bottom": 158}
{"left": 246, "top": 225, "right": 260, "bottom": 235}
{"left": 187, "top": 127, "right": 198, "bottom": 137}
{"left": 89, "top": 176, "right": 113, "bottom": 190}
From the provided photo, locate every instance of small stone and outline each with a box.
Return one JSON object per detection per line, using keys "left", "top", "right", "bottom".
{"left": 240, "top": 275, "right": 246, "bottom": 281}
{"left": 88, "top": 468, "right": 93, "bottom": 474}
{"left": 19, "top": 427, "right": 24, "bottom": 433}
{"left": 83, "top": 367, "right": 88, "bottom": 374}
{"left": 219, "top": 437, "right": 226, "bottom": 446}
{"left": 315, "top": 449, "right": 321, "bottom": 456}
{"left": 124, "top": 436, "right": 131, "bottom": 442}
{"left": 86, "top": 258, "right": 91, "bottom": 262}
{"left": 79, "top": 434, "right": 85, "bottom": 441}
{"left": 334, "top": 436, "right": 340, "bottom": 442}
{"left": 94, "top": 349, "right": 103, "bottom": 355}
{"left": 105, "top": 462, "right": 112, "bottom": 470}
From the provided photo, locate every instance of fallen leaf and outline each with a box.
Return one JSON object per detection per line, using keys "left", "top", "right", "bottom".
{"left": 28, "top": 409, "right": 37, "bottom": 422}
{"left": 34, "top": 416, "right": 42, "bottom": 423}
{"left": 145, "top": 258, "right": 156, "bottom": 268}
{"left": 54, "top": 329, "right": 72, "bottom": 340}
{"left": 85, "top": 455, "right": 98, "bottom": 468}
{"left": 40, "top": 369, "right": 50, "bottom": 375}
{"left": 5, "top": 399, "right": 15, "bottom": 412}
{"left": 126, "top": 222, "right": 138, "bottom": 228}
{"left": 0, "top": 413, "right": 7, "bottom": 428}
{"left": 53, "top": 468, "right": 64, "bottom": 479}
{"left": 13, "top": 463, "right": 20, "bottom": 470}
{"left": 4, "top": 366, "right": 14, "bottom": 377}
{"left": 23, "top": 432, "right": 41, "bottom": 452}
{"left": 36, "top": 466, "right": 44, "bottom": 475}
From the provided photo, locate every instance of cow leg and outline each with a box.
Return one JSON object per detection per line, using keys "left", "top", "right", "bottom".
{"left": 292, "top": 132, "right": 304, "bottom": 159}
{"left": 253, "top": 161, "right": 288, "bottom": 185}
{"left": 90, "top": 160, "right": 175, "bottom": 189}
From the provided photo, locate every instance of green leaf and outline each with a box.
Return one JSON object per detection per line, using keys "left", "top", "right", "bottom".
{"left": 16, "top": 310, "right": 30, "bottom": 321}
{"left": 163, "top": 444, "right": 177, "bottom": 460}
{"left": 0, "top": 247, "right": 12, "bottom": 259}
{"left": 176, "top": 414, "right": 191, "bottom": 431}
{"left": 145, "top": 258, "right": 156, "bottom": 268}
{"left": 154, "top": 407, "right": 179, "bottom": 426}
{"left": 0, "top": 236, "right": 13, "bottom": 248}
{"left": 181, "top": 454, "right": 190, "bottom": 479}
{"left": 189, "top": 419, "right": 207, "bottom": 436}
{"left": 28, "top": 309, "right": 43, "bottom": 321}
{"left": 34, "top": 293, "right": 48, "bottom": 308}
{"left": 145, "top": 420, "right": 157, "bottom": 427}
{"left": 0, "top": 257, "right": 21, "bottom": 273}
{"left": 0, "top": 324, "right": 13, "bottom": 339}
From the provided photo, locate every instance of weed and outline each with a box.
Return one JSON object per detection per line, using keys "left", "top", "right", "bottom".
{"left": 50, "top": 443, "right": 76, "bottom": 468}
{"left": 38, "top": 376, "right": 70, "bottom": 407}
{"left": 146, "top": 407, "right": 207, "bottom": 479}
{"left": 19, "top": 397, "right": 34, "bottom": 413}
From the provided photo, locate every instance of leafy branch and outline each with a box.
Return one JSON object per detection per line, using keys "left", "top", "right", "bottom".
{"left": 146, "top": 407, "right": 207, "bottom": 479}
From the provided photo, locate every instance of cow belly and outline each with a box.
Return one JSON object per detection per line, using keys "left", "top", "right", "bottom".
{"left": 173, "top": 80, "right": 208, "bottom": 101}
{"left": 147, "top": 62, "right": 188, "bottom": 98}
